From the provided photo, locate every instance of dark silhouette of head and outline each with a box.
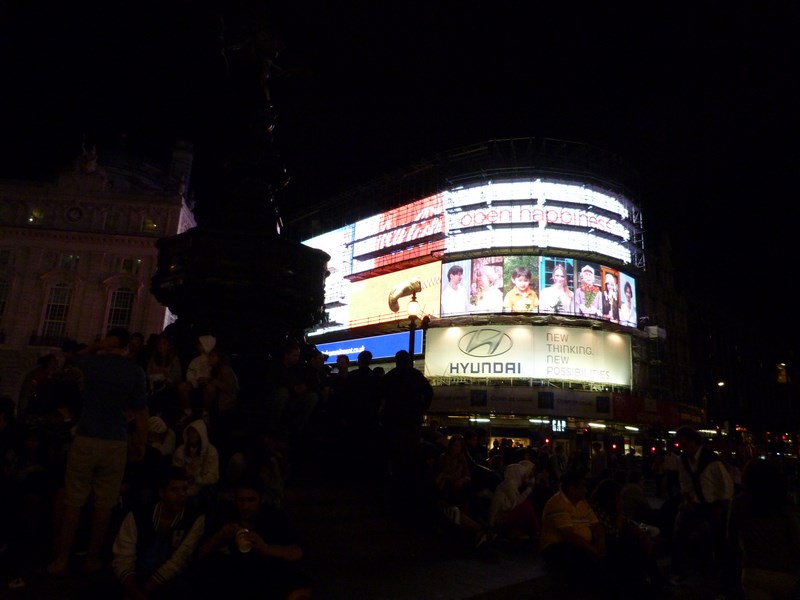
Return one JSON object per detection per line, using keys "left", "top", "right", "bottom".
{"left": 395, "top": 350, "right": 411, "bottom": 367}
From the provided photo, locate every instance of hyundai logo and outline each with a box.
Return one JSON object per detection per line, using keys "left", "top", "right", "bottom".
{"left": 458, "top": 329, "right": 513, "bottom": 358}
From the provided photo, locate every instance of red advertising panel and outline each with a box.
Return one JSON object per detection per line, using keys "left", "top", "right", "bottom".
{"left": 351, "top": 193, "right": 445, "bottom": 276}
{"left": 613, "top": 394, "right": 680, "bottom": 428}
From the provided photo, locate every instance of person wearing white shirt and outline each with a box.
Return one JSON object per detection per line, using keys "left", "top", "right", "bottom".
{"left": 671, "top": 426, "right": 735, "bottom": 590}
{"left": 618, "top": 281, "right": 637, "bottom": 326}
{"left": 441, "top": 265, "right": 470, "bottom": 315}
{"left": 539, "top": 263, "right": 574, "bottom": 314}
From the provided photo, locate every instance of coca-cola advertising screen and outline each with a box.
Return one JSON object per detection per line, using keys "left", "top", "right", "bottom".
{"left": 350, "top": 193, "right": 445, "bottom": 277}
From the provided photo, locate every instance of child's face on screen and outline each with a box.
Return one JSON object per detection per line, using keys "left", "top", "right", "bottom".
{"left": 513, "top": 275, "right": 530, "bottom": 292}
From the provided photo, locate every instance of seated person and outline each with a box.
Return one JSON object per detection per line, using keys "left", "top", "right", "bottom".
{"left": 589, "top": 477, "right": 666, "bottom": 594}
{"left": 172, "top": 419, "right": 220, "bottom": 508}
{"left": 540, "top": 469, "right": 607, "bottom": 582}
{"left": 145, "top": 334, "right": 183, "bottom": 422}
{"left": 265, "top": 340, "right": 315, "bottom": 437}
{"left": 119, "top": 420, "right": 169, "bottom": 516}
{"left": 202, "top": 347, "right": 240, "bottom": 432}
{"left": 433, "top": 434, "right": 473, "bottom": 512}
{"left": 195, "top": 475, "right": 313, "bottom": 599}
{"left": 620, "top": 469, "right": 658, "bottom": 525}
{"left": 489, "top": 462, "right": 540, "bottom": 541}
{"left": 112, "top": 466, "right": 205, "bottom": 599}
{"left": 420, "top": 443, "right": 491, "bottom": 551}
{"left": 147, "top": 416, "right": 176, "bottom": 458}
{"left": 177, "top": 335, "right": 216, "bottom": 424}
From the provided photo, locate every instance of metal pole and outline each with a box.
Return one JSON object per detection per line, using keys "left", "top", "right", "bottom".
{"left": 408, "top": 316, "right": 417, "bottom": 358}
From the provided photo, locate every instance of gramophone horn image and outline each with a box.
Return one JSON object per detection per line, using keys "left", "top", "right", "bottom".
{"left": 388, "top": 278, "right": 422, "bottom": 312}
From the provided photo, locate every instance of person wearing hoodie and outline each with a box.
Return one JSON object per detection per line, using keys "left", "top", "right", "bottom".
{"left": 177, "top": 335, "right": 216, "bottom": 425}
{"left": 488, "top": 461, "right": 540, "bottom": 542}
{"left": 147, "top": 416, "right": 176, "bottom": 459}
{"left": 172, "top": 419, "right": 219, "bottom": 509}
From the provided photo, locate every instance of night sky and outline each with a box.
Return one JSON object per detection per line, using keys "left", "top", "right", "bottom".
{"left": 1, "top": 1, "right": 796, "bottom": 329}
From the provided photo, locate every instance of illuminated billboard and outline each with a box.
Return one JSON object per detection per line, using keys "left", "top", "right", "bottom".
{"left": 305, "top": 262, "right": 442, "bottom": 334}
{"left": 314, "top": 331, "right": 423, "bottom": 363}
{"left": 440, "top": 255, "right": 638, "bottom": 325}
{"left": 303, "top": 177, "right": 640, "bottom": 335}
{"left": 425, "top": 325, "right": 632, "bottom": 386}
{"left": 444, "top": 180, "right": 635, "bottom": 263}
{"left": 351, "top": 193, "right": 445, "bottom": 276}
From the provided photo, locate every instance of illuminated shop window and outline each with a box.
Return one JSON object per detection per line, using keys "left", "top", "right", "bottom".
{"left": 41, "top": 283, "right": 71, "bottom": 343}
{"left": 142, "top": 217, "right": 158, "bottom": 233}
{"left": 107, "top": 287, "right": 134, "bottom": 330}
{"left": 28, "top": 207, "right": 45, "bottom": 226}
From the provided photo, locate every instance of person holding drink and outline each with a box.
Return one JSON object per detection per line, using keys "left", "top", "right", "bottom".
{"left": 195, "top": 476, "right": 312, "bottom": 599}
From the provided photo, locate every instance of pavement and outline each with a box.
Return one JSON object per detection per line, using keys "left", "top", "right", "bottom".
{"left": 4, "top": 439, "right": 724, "bottom": 600}
{"left": 282, "top": 472, "right": 548, "bottom": 600}
{"left": 278, "top": 467, "right": 722, "bottom": 600}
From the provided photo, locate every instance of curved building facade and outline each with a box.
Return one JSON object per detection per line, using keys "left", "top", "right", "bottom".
{"left": 301, "top": 138, "right": 678, "bottom": 451}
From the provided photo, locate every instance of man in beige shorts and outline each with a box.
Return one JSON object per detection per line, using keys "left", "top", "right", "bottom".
{"left": 47, "top": 327, "right": 149, "bottom": 576}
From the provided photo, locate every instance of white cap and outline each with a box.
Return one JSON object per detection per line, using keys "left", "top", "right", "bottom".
{"left": 198, "top": 335, "right": 217, "bottom": 354}
{"left": 148, "top": 416, "right": 167, "bottom": 434}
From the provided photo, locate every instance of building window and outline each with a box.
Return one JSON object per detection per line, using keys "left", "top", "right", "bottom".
{"left": 121, "top": 258, "right": 141, "bottom": 274}
{"left": 42, "top": 283, "right": 72, "bottom": 344}
{"left": 0, "top": 279, "right": 8, "bottom": 319}
{"left": 142, "top": 217, "right": 158, "bottom": 233}
{"left": 28, "top": 207, "right": 45, "bottom": 226}
{"left": 60, "top": 254, "right": 80, "bottom": 270}
{"left": 107, "top": 287, "right": 134, "bottom": 331}
{"left": 105, "top": 212, "right": 121, "bottom": 232}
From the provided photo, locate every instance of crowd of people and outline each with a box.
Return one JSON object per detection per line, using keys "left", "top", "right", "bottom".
{"left": 403, "top": 422, "right": 800, "bottom": 599}
{"left": 0, "top": 327, "right": 316, "bottom": 597}
{"left": 2, "top": 328, "right": 799, "bottom": 599}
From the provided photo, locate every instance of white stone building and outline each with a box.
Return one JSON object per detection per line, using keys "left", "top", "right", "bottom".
{"left": 0, "top": 142, "right": 196, "bottom": 401}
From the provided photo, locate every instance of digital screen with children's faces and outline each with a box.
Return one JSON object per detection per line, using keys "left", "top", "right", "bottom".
{"left": 440, "top": 255, "right": 638, "bottom": 326}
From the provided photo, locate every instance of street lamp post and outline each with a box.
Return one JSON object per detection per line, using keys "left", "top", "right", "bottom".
{"left": 407, "top": 292, "right": 420, "bottom": 359}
